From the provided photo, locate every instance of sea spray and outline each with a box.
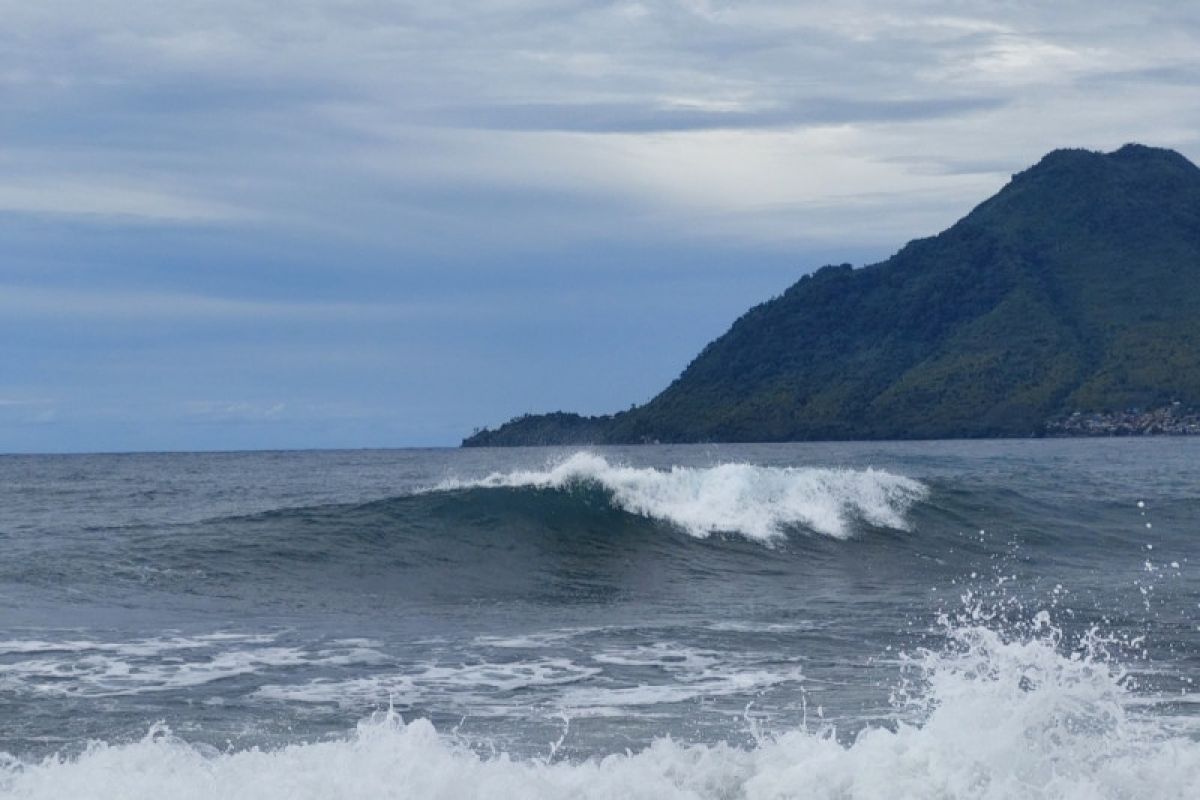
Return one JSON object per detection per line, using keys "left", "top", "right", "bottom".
{"left": 4, "top": 613, "right": 1198, "bottom": 800}
{"left": 431, "top": 452, "right": 927, "bottom": 540}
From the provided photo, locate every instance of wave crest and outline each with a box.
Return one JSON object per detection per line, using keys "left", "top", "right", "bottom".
{"left": 432, "top": 452, "right": 927, "bottom": 541}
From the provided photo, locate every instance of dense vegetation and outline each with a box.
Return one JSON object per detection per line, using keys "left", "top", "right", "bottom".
{"left": 464, "top": 144, "right": 1200, "bottom": 446}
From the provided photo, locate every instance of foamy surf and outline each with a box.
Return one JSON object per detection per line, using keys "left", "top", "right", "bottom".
{"left": 3, "top": 620, "right": 1197, "bottom": 800}
{"left": 431, "top": 452, "right": 927, "bottom": 541}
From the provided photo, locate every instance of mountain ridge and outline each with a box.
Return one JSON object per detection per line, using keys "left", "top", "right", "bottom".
{"left": 464, "top": 144, "right": 1200, "bottom": 446}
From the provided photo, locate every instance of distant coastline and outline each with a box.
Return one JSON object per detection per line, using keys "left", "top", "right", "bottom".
{"left": 463, "top": 404, "right": 1200, "bottom": 447}
{"left": 1044, "top": 405, "right": 1200, "bottom": 437}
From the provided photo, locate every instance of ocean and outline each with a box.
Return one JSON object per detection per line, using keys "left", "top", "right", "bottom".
{"left": 0, "top": 440, "right": 1198, "bottom": 798}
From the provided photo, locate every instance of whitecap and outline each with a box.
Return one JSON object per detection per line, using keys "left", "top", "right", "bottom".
{"left": 431, "top": 452, "right": 927, "bottom": 541}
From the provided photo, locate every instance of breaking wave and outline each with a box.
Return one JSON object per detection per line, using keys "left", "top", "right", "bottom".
{"left": 4, "top": 615, "right": 1197, "bottom": 799}
{"left": 431, "top": 452, "right": 927, "bottom": 541}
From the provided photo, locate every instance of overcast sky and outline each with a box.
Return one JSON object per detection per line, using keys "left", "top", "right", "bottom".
{"left": 2, "top": 0, "right": 1198, "bottom": 451}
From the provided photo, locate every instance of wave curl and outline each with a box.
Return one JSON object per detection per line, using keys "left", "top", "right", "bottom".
{"left": 431, "top": 452, "right": 928, "bottom": 541}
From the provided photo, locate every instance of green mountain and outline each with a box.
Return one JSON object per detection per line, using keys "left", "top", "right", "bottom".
{"left": 464, "top": 144, "right": 1200, "bottom": 446}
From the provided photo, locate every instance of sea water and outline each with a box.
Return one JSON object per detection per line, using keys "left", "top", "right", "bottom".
{"left": 0, "top": 440, "right": 1198, "bottom": 798}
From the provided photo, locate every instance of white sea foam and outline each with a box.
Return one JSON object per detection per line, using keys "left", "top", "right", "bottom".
{"left": 557, "top": 667, "right": 807, "bottom": 714}
{"left": 590, "top": 642, "right": 721, "bottom": 670}
{"left": 704, "top": 620, "right": 827, "bottom": 634}
{"left": 433, "top": 452, "right": 927, "bottom": 541}
{"left": 256, "top": 658, "right": 602, "bottom": 708}
{"left": 472, "top": 628, "right": 601, "bottom": 649}
{"left": 557, "top": 642, "right": 806, "bottom": 714}
{"left": 0, "top": 633, "right": 277, "bottom": 658}
{"left": 4, "top": 622, "right": 1199, "bottom": 800}
{"left": 0, "top": 636, "right": 386, "bottom": 698}
{"left": 259, "top": 638, "right": 804, "bottom": 717}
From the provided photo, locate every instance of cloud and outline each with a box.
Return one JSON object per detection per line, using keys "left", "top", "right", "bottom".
{"left": 0, "top": 397, "right": 58, "bottom": 426}
{"left": 431, "top": 96, "right": 1007, "bottom": 134}
{"left": 2, "top": 0, "right": 1200, "bottom": 449}
{"left": 0, "top": 286, "right": 370, "bottom": 320}
{"left": 0, "top": 179, "right": 243, "bottom": 221}
{"left": 0, "top": 286, "right": 499, "bottom": 323}
{"left": 182, "top": 401, "right": 286, "bottom": 423}
{"left": 3, "top": 0, "right": 1197, "bottom": 243}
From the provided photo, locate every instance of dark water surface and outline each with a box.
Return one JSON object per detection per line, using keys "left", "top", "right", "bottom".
{"left": 1, "top": 440, "right": 1198, "bottom": 797}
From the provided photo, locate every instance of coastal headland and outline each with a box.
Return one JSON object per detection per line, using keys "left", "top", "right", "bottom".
{"left": 466, "top": 145, "right": 1200, "bottom": 447}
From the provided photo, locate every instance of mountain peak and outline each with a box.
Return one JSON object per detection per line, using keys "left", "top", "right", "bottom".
{"left": 1018, "top": 143, "right": 1196, "bottom": 182}
{"left": 960, "top": 143, "right": 1200, "bottom": 239}
{"left": 1111, "top": 142, "right": 1193, "bottom": 163}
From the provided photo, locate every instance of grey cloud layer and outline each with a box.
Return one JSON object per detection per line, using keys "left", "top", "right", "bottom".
{"left": 2, "top": 0, "right": 1200, "bottom": 449}
{"left": 432, "top": 97, "right": 1009, "bottom": 133}
{"left": 4, "top": 0, "right": 1197, "bottom": 232}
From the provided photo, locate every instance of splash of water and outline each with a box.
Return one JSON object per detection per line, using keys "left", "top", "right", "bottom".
{"left": 6, "top": 612, "right": 1196, "bottom": 800}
